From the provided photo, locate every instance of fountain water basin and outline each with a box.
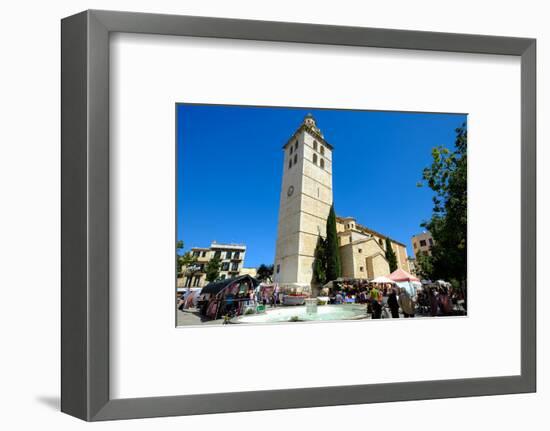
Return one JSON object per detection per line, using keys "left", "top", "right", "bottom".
{"left": 232, "top": 304, "right": 368, "bottom": 324}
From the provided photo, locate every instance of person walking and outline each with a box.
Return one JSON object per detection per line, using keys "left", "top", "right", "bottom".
{"left": 273, "top": 284, "right": 280, "bottom": 307}
{"left": 370, "top": 285, "right": 382, "bottom": 319}
{"left": 398, "top": 288, "right": 415, "bottom": 318}
{"left": 429, "top": 288, "right": 439, "bottom": 316}
{"left": 438, "top": 287, "right": 453, "bottom": 316}
{"left": 387, "top": 288, "right": 400, "bottom": 318}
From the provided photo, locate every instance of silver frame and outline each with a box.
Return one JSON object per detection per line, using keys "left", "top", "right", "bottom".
{"left": 61, "top": 9, "right": 536, "bottom": 421}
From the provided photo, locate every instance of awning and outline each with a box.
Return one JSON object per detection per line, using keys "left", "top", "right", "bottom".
{"left": 389, "top": 268, "right": 420, "bottom": 282}
{"left": 201, "top": 274, "right": 259, "bottom": 296}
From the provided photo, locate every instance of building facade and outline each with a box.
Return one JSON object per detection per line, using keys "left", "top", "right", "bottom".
{"left": 411, "top": 231, "right": 434, "bottom": 258}
{"left": 273, "top": 114, "right": 410, "bottom": 290}
{"left": 180, "top": 242, "right": 248, "bottom": 288}
{"left": 336, "top": 216, "right": 410, "bottom": 279}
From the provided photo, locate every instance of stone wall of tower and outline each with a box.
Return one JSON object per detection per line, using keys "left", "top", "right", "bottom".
{"left": 273, "top": 132, "right": 304, "bottom": 286}
{"left": 274, "top": 121, "right": 333, "bottom": 289}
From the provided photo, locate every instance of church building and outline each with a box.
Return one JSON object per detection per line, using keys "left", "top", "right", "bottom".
{"left": 273, "top": 114, "right": 410, "bottom": 292}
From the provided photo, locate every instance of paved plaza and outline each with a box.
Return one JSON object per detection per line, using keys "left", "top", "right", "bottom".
{"left": 175, "top": 304, "right": 435, "bottom": 326}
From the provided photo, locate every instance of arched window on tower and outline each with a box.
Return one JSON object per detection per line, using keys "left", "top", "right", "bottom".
{"left": 294, "top": 154, "right": 297, "bottom": 164}
{"left": 320, "top": 158, "right": 325, "bottom": 169}
{"left": 313, "top": 140, "right": 318, "bottom": 151}
{"left": 289, "top": 159, "right": 292, "bottom": 169}
{"left": 313, "top": 153, "right": 318, "bottom": 165}
{"left": 320, "top": 145, "right": 325, "bottom": 155}
{"left": 290, "top": 146, "right": 293, "bottom": 155}
{"left": 295, "top": 140, "right": 298, "bottom": 150}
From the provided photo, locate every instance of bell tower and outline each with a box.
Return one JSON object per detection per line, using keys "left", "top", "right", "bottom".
{"left": 273, "top": 114, "right": 334, "bottom": 290}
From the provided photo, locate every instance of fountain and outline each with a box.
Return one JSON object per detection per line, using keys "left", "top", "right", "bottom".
{"left": 304, "top": 298, "right": 318, "bottom": 314}
{"left": 231, "top": 303, "right": 368, "bottom": 324}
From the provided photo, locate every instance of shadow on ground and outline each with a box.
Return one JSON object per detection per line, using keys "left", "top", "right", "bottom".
{"left": 36, "top": 395, "right": 60, "bottom": 411}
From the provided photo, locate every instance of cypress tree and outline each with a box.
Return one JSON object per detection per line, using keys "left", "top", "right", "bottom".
{"left": 385, "top": 237, "right": 398, "bottom": 272}
{"left": 325, "top": 204, "right": 342, "bottom": 281}
{"left": 313, "top": 235, "right": 327, "bottom": 285}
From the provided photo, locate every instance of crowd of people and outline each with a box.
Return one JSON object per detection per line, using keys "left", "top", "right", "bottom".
{"left": 328, "top": 281, "right": 466, "bottom": 318}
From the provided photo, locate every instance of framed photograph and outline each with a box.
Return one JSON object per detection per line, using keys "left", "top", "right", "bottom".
{"left": 61, "top": 9, "right": 536, "bottom": 421}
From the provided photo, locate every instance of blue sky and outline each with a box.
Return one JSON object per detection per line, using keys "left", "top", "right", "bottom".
{"left": 177, "top": 104, "right": 466, "bottom": 267}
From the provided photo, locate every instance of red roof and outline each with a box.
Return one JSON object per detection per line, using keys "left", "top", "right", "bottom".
{"left": 389, "top": 268, "right": 420, "bottom": 282}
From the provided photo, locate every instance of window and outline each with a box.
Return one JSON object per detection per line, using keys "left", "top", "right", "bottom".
{"left": 313, "top": 154, "right": 317, "bottom": 164}
{"left": 233, "top": 251, "right": 240, "bottom": 259}
{"left": 420, "top": 239, "right": 427, "bottom": 247}
{"left": 429, "top": 238, "right": 434, "bottom": 246}
{"left": 201, "top": 251, "right": 207, "bottom": 257}
{"left": 313, "top": 140, "right": 318, "bottom": 151}
{"left": 220, "top": 274, "right": 226, "bottom": 280}
{"left": 320, "top": 145, "right": 325, "bottom": 155}
{"left": 214, "top": 250, "right": 221, "bottom": 259}
{"left": 276, "top": 264, "right": 280, "bottom": 273}
{"left": 379, "top": 238, "right": 383, "bottom": 246}
{"left": 221, "top": 262, "right": 229, "bottom": 271}
{"left": 358, "top": 248, "right": 362, "bottom": 253}
{"left": 295, "top": 140, "right": 298, "bottom": 150}
{"left": 359, "top": 266, "right": 364, "bottom": 272}
{"left": 231, "top": 262, "right": 239, "bottom": 271}
{"left": 289, "top": 159, "right": 292, "bottom": 169}
{"left": 193, "top": 251, "right": 200, "bottom": 257}
{"left": 294, "top": 154, "right": 297, "bottom": 164}
{"left": 290, "top": 146, "right": 293, "bottom": 155}
{"left": 226, "top": 251, "right": 232, "bottom": 259}
{"left": 320, "top": 158, "right": 325, "bottom": 169}
{"left": 193, "top": 276, "right": 201, "bottom": 287}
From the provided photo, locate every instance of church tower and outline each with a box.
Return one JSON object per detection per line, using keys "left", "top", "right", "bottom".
{"left": 273, "top": 114, "right": 334, "bottom": 290}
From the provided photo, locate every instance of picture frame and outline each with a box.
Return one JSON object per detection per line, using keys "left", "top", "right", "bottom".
{"left": 61, "top": 9, "right": 536, "bottom": 421}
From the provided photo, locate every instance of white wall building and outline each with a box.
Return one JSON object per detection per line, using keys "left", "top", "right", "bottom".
{"left": 180, "top": 242, "right": 247, "bottom": 288}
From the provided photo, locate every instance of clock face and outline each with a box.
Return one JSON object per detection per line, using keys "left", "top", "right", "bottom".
{"left": 287, "top": 185, "right": 294, "bottom": 197}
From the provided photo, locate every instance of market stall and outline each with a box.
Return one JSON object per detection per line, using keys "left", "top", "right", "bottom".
{"left": 388, "top": 268, "right": 421, "bottom": 296}
{"left": 199, "top": 275, "right": 260, "bottom": 319}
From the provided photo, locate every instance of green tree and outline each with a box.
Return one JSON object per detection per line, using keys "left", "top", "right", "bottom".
{"left": 312, "top": 235, "right": 327, "bottom": 285}
{"left": 176, "top": 241, "right": 197, "bottom": 276}
{"left": 176, "top": 239, "right": 183, "bottom": 277}
{"left": 415, "top": 252, "right": 433, "bottom": 280}
{"left": 180, "top": 252, "right": 198, "bottom": 276}
{"left": 205, "top": 257, "right": 221, "bottom": 282}
{"left": 325, "top": 204, "right": 342, "bottom": 281}
{"left": 256, "top": 264, "right": 274, "bottom": 282}
{"left": 418, "top": 124, "right": 467, "bottom": 285}
{"left": 384, "top": 237, "right": 398, "bottom": 272}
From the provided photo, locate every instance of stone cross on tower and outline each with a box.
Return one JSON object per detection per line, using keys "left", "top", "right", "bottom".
{"left": 273, "top": 114, "right": 334, "bottom": 291}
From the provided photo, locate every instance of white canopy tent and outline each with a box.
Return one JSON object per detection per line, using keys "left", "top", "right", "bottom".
{"left": 371, "top": 275, "right": 394, "bottom": 284}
